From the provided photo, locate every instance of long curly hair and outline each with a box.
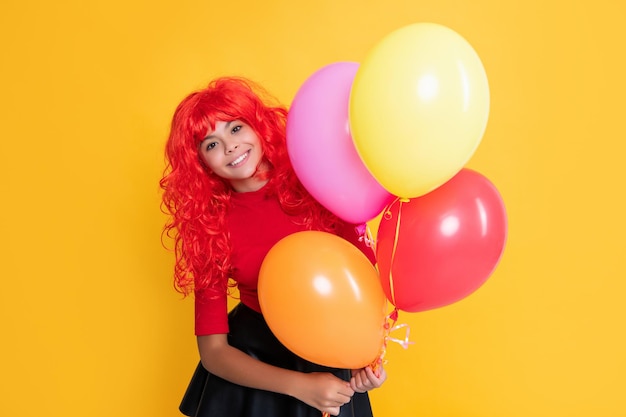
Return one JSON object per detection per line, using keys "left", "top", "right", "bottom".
{"left": 160, "top": 77, "right": 341, "bottom": 296}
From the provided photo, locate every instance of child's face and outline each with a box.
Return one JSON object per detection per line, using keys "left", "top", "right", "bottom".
{"left": 199, "top": 120, "right": 266, "bottom": 192}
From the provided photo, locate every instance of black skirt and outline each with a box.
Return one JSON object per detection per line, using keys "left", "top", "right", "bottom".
{"left": 179, "top": 303, "right": 374, "bottom": 417}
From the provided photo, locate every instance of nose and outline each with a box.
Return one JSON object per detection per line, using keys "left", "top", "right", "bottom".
{"left": 225, "top": 142, "right": 240, "bottom": 154}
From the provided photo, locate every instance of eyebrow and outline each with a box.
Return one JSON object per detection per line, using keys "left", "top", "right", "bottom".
{"left": 202, "top": 120, "right": 234, "bottom": 142}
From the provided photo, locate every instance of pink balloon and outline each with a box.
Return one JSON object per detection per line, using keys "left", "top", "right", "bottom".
{"left": 376, "top": 169, "right": 507, "bottom": 312}
{"left": 287, "top": 62, "right": 394, "bottom": 224}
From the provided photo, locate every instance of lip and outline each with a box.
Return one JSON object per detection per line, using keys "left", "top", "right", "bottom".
{"left": 228, "top": 150, "right": 250, "bottom": 167}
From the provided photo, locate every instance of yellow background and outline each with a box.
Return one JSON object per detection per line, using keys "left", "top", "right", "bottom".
{"left": 1, "top": 0, "right": 624, "bottom": 416}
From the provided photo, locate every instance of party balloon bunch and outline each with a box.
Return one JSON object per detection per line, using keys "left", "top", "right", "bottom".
{"left": 259, "top": 23, "right": 508, "bottom": 373}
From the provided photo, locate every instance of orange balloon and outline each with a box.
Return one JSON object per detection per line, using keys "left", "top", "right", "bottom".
{"left": 258, "top": 231, "right": 387, "bottom": 369}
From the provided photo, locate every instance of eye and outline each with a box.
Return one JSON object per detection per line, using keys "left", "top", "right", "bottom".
{"left": 204, "top": 141, "right": 217, "bottom": 151}
{"left": 231, "top": 125, "right": 242, "bottom": 134}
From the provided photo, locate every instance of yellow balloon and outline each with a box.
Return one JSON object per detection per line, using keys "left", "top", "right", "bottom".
{"left": 350, "top": 23, "right": 490, "bottom": 198}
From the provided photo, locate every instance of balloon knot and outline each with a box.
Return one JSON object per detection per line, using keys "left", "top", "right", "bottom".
{"left": 356, "top": 224, "right": 376, "bottom": 249}
{"left": 388, "top": 308, "right": 399, "bottom": 322}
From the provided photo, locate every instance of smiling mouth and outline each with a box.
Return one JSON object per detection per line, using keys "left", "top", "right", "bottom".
{"left": 229, "top": 150, "right": 249, "bottom": 167}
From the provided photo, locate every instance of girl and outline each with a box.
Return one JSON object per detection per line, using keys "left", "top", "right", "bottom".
{"left": 160, "top": 77, "right": 386, "bottom": 417}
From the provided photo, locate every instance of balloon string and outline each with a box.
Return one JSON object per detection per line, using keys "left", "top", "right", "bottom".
{"left": 330, "top": 203, "right": 410, "bottom": 417}
{"left": 384, "top": 197, "right": 409, "bottom": 306}
{"left": 320, "top": 310, "right": 413, "bottom": 417}
{"left": 356, "top": 223, "right": 376, "bottom": 251}
{"left": 387, "top": 322, "right": 413, "bottom": 349}
{"left": 368, "top": 306, "right": 413, "bottom": 379}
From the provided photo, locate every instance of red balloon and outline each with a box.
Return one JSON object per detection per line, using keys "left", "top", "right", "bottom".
{"left": 376, "top": 169, "right": 507, "bottom": 312}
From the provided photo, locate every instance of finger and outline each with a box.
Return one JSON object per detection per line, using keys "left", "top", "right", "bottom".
{"left": 349, "top": 377, "right": 360, "bottom": 393}
{"left": 342, "top": 378, "right": 355, "bottom": 392}
{"left": 364, "top": 366, "right": 378, "bottom": 383}
{"left": 351, "top": 372, "right": 367, "bottom": 392}
{"left": 349, "top": 378, "right": 359, "bottom": 392}
{"left": 326, "top": 406, "right": 341, "bottom": 416}
{"left": 363, "top": 366, "right": 386, "bottom": 388}
{"left": 377, "top": 367, "right": 388, "bottom": 382}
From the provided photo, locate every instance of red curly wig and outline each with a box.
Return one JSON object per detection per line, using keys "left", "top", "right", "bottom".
{"left": 160, "top": 77, "right": 341, "bottom": 296}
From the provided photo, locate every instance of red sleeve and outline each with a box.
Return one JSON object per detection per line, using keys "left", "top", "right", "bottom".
{"left": 194, "top": 287, "right": 229, "bottom": 336}
{"left": 337, "top": 222, "right": 377, "bottom": 265}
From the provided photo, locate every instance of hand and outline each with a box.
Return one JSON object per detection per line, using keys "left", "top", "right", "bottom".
{"left": 292, "top": 372, "right": 355, "bottom": 416}
{"left": 350, "top": 365, "right": 387, "bottom": 393}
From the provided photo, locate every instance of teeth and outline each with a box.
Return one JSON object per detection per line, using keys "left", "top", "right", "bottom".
{"left": 230, "top": 152, "right": 247, "bottom": 166}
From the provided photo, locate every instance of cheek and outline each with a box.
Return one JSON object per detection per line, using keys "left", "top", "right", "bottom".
{"left": 198, "top": 152, "right": 208, "bottom": 166}
{"left": 199, "top": 152, "right": 217, "bottom": 171}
